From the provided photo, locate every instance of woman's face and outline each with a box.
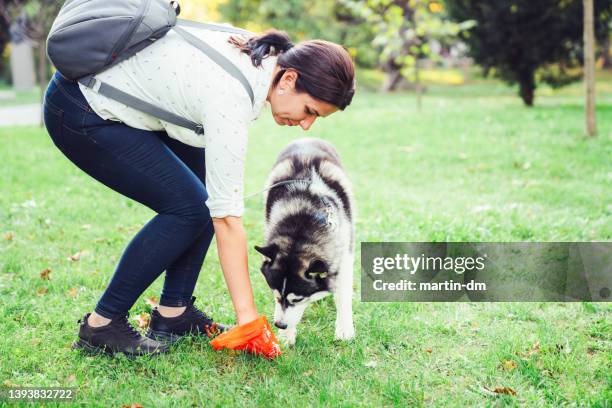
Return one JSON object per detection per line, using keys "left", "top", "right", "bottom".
{"left": 267, "top": 69, "right": 338, "bottom": 131}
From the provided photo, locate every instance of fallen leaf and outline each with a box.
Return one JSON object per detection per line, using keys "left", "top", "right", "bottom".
{"left": 517, "top": 341, "right": 540, "bottom": 358}
{"left": 36, "top": 287, "right": 48, "bottom": 296}
{"left": 40, "top": 268, "right": 52, "bottom": 280}
{"left": 365, "top": 360, "right": 378, "bottom": 368}
{"left": 81, "top": 224, "right": 92, "bottom": 230}
{"left": 68, "top": 251, "right": 82, "bottom": 262}
{"left": 502, "top": 360, "right": 517, "bottom": 371}
{"left": 399, "top": 146, "right": 415, "bottom": 153}
{"left": 145, "top": 296, "right": 159, "bottom": 308}
{"left": 3, "top": 379, "right": 17, "bottom": 387}
{"left": 528, "top": 341, "right": 540, "bottom": 356}
{"left": 587, "top": 347, "right": 597, "bottom": 356}
{"left": 3, "top": 231, "right": 14, "bottom": 241}
{"left": 121, "top": 404, "right": 144, "bottom": 408}
{"left": 68, "top": 250, "right": 90, "bottom": 262}
{"left": 133, "top": 313, "right": 150, "bottom": 330}
{"left": 458, "top": 152, "right": 468, "bottom": 160}
{"left": 205, "top": 323, "right": 220, "bottom": 338}
{"left": 424, "top": 348, "right": 433, "bottom": 353}
{"left": 303, "top": 370, "right": 313, "bottom": 377}
{"left": 67, "top": 287, "right": 78, "bottom": 298}
{"left": 66, "top": 374, "right": 76, "bottom": 383}
{"left": 490, "top": 386, "right": 517, "bottom": 396}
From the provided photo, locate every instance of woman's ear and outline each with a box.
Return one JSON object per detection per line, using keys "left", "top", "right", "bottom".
{"left": 280, "top": 69, "right": 298, "bottom": 91}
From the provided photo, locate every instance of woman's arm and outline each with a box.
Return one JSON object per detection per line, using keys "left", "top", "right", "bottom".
{"left": 212, "top": 216, "right": 259, "bottom": 325}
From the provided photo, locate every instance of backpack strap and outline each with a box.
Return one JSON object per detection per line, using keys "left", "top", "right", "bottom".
{"left": 79, "top": 19, "right": 256, "bottom": 135}
{"left": 79, "top": 76, "right": 205, "bottom": 135}
{"left": 173, "top": 24, "right": 255, "bottom": 105}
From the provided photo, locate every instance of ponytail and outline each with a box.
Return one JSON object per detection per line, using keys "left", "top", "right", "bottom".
{"left": 229, "top": 30, "right": 294, "bottom": 67}
{"left": 230, "top": 30, "right": 355, "bottom": 110}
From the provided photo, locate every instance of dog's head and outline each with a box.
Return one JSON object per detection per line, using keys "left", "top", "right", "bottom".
{"left": 255, "top": 242, "right": 332, "bottom": 329}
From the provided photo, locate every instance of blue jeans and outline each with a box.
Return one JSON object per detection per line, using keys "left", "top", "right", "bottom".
{"left": 43, "top": 72, "right": 215, "bottom": 319}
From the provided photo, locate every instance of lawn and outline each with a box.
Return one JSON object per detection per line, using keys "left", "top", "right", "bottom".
{"left": 0, "top": 75, "right": 610, "bottom": 407}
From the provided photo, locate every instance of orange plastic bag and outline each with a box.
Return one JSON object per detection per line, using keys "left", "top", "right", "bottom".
{"left": 210, "top": 315, "right": 282, "bottom": 359}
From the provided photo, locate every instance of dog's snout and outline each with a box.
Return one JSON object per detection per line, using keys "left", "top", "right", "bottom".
{"left": 274, "top": 321, "right": 288, "bottom": 329}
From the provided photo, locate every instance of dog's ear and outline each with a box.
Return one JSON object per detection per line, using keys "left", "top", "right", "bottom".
{"left": 305, "top": 259, "right": 329, "bottom": 280}
{"left": 254, "top": 244, "right": 279, "bottom": 263}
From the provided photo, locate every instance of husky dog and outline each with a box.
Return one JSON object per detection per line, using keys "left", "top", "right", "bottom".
{"left": 255, "top": 137, "right": 355, "bottom": 345}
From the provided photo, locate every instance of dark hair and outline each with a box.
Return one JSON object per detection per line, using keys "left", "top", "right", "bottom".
{"left": 229, "top": 30, "right": 356, "bottom": 110}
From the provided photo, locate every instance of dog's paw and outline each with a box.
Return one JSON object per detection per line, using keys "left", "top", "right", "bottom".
{"left": 278, "top": 327, "right": 297, "bottom": 346}
{"left": 335, "top": 324, "right": 355, "bottom": 341}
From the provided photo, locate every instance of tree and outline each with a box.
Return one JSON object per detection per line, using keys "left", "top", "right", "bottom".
{"left": 1, "top": 1, "right": 62, "bottom": 89}
{"left": 220, "top": 0, "right": 378, "bottom": 68}
{"left": 584, "top": 0, "right": 597, "bottom": 136}
{"left": 341, "top": 0, "right": 474, "bottom": 104}
{"left": 445, "top": 0, "right": 611, "bottom": 106}
{"left": 0, "top": 0, "right": 23, "bottom": 79}
{"left": 18, "top": 1, "right": 62, "bottom": 96}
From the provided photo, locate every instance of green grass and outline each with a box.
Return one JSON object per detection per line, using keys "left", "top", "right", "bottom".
{"left": 0, "top": 76, "right": 611, "bottom": 407}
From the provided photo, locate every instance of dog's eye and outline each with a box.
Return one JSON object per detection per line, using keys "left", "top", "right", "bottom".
{"left": 291, "top": 296, "right": 305, "bottom": 304}
{"left": 306, "top": 260, "right": 327, "bottom": 273}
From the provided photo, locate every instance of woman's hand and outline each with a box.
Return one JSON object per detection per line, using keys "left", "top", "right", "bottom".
{"left": 212, "top": 216, "right": 259, "bottom": 325}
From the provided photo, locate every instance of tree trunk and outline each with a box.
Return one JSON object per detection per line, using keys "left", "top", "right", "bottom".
{"left": 518, "top": 71, "right": 535, "bottom": 107}
{"left": 584, "top": 0, "right": 597, "bottom": 137}
{"left": 381, "top": 68, "right": 405, "bottom": 92}
{"left": 37, "top": 39, "right": 46, "bottom": 127}
{"left": 414, "top": 58, "right": 422, "bottom": 111}
{"left": 600, "top": 34, "right": 611, "bottom": 69}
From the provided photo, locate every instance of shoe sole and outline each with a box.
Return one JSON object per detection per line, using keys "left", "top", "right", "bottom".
{"left": 71, "top": 339, "right": 167, "bottom": 358}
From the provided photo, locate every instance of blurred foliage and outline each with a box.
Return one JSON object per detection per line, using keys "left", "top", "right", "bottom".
{"left": 178, "top": 0, "right": 226, "bottom": 22}
{"left": 219, "top": 0, "right": 379, "bottom": 68}
{"left": 0, "top": 0, "right": 62, "bottom": 46}
{"left": 445, "top": 0, "right": 612, "bottom": 106}
{"left": 340, "top": 0, "right": 474, "bottom": 91}
{"left": 0, "top": 0, "right": 62, "bottom": 85}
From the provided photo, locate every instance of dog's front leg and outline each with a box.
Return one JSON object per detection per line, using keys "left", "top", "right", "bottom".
{"left": 334, "top": 252, "right": 355, "bottom": 340}
{"left": 278, "top": 327, "right": 297, "bottom": 346}
{"left": 275, "top": 302, "right": 306, "bottom": 346}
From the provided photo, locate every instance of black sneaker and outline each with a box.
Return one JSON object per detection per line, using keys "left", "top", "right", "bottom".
{"left": 146, "top": 296, "right": 229, "bottom": 344}
{"left": 72, "top": 312, "right": 168, "bottom": 357}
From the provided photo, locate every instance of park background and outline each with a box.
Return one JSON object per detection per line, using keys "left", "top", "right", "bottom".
{"left": 0, "top": 0, "right": 610, "bottom": 406}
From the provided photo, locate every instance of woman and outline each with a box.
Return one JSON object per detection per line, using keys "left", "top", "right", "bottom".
{"left": 43, "top": 24, "right": 355, "bottom": 358}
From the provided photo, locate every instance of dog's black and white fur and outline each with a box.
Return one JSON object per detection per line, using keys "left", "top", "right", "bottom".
{"left": 255, "top": 137, "right": 355, "bottom": 345}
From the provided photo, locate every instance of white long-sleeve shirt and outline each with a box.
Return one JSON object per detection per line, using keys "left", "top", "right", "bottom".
{"left": 79, "top": 25, "right": 277, "bottom": 218}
